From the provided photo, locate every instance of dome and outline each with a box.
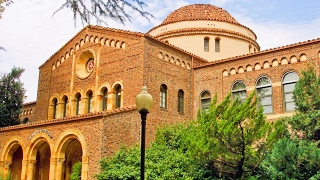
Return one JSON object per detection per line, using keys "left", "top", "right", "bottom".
{"left": 160, "top": 4, "right": 239, "bottom": 26}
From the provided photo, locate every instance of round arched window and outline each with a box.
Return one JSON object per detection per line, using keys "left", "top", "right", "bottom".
{"left": 76, "top": 50, "right": 95, "bottom": 79}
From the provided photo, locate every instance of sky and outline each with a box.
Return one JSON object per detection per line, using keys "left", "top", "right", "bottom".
{"left": 1, "top": 0, "right": 320, "bottom": 103}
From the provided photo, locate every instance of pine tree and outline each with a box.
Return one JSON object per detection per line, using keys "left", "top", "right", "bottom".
{"left": 185, "top": 93, "right": 288, "bottom": 179}
{"left": 0, "top": 67, "right": 25, "bottom": 127}
{"left": 289, "top": 67, "right": 320, "bottom": 140}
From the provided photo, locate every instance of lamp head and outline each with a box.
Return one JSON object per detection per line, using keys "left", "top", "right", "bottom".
{"left": 136, "top": 86, "right": 153, "bottom": 111}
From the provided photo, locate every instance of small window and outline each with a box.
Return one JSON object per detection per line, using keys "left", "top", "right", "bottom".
{"left": 88, "top": 91, "right": 93, "bottom": 113}
{"left": 160, "top": 84, "right": 167, "bottom": 108}
{"left": 215, "top": 38, "right": 220, "bottom": 52}
{"left": 63, "top": 96, "right": 68, "bottom": 117}
{"left": 115, "top": 85, "right": 121, "bottom": 109}
{"left": 102, "top": 88, "right": 108, "bottom": 111}
{"left": 53, "top": 98, "right": 58, "bottom": 119}
{"left": 232, "top": 81, "right": 247, "bottom": 103}
{"left": 282, "top": 72, "right": 299, "bottom": 111}
{"left": 201, "top": 91, "right": 211, "bottom": 111}
{"left": 256, "top": 77, "right": 273, "bottom": 114}
{"left": 76, "top": 93, "right": 81, "bottom": 115}
{"left": 204, "top": 37, "right": 209, "bottom": 52}
{"left": 178, "top": 90, "right": 184, "bottom": 113}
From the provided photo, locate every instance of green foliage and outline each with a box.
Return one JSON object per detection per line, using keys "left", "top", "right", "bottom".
{"left": 96, "top": 93, "right": 287, "bottom": 179}
{"left": 255, "top": 138, "right": 320, "bottom": 179}
{"left": 96, "top": 125, "right": 197, "bottom": 180}
{"left": 0, "top": 67, "right": 25, "bottom": 127}
{"left": 289, "top": 67, "right": 320, "bottom": 140}
{"left": 70, "top": 161, "right": 82, "bottom": 180}
{"left": 185, "top": 93, "right": 288, "bottom": 179}
{"left": 0, "top": 171, "right": 11, "bottom": 180}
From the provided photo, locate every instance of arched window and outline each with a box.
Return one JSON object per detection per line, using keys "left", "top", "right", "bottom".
{"left": 215, "top": 38, "right": 220, "bottom": 52}
{"left": 63, "top": 96, "right": 68, "bottom": 117}
{"left": 282, "top": 72, "right": 299, "bottom": 111}
{"left": 160, "top": 84, "right": 167, "bottom": 108}
{"left": 53, "top": 98, "right": 58, "bottom": 119}
{"left": 75, "top": 93, "right": 81, "bottom": 115}
{"left": 204, "top": 37, "right": 209, "bottom": 52}
{"left": 102, "top": 88, "right": 108, "bottom": 111}
{"left": 87, "top": 91, "right": 93, "bottom": 113}
{"left": 23, "top": 117, "right": 29, "bottom": 124}
{"left": 200, "top": 91, "right": 211, "bottom": 111}
{"left": 115, "top": 85, "right": 121, "bottom": 109}
{"left": 178, "top": 90, "right": 184, "bottom": 113}
{"left": 232, "top": 81, "right": 247, "bottom": 103}
{"left": 256, "top": 77, "right": 273, "bottom": 114}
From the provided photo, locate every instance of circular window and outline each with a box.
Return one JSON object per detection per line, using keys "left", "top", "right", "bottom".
{"left": 86, "top": 58, "right": 94, "bottom": 72}
{"left": 76, "top": 50, "right": 95, "bottom": 79}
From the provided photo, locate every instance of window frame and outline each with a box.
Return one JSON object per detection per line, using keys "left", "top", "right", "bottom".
{"left": 53, "top": 98, "right": 58, "bottom": 119}
{"left": 215, "top": 38, "right": 220, "bottom": 52}
{"left": 160, "top": 84, "right": 167, "bottom": 109}
{"left": 87, "top": 91, "right": 93, "bottom": 113}
{"left": 76, "top": 93, "right": 81, "bottom": 115}
{"left": 178, "top": 90, "right": 184, "bottom": 113}
{"left": 282, "top": 72, "right": 299, "bottom": 112}
{"left": 204, "top": 37, "right": 210, "bottom": 52}
{"left": 115, "top": 85, "right": 121, "bottom": 109}
{"left": 256, "top": 76, "right": 273, "bottom": 114}
{"left": 232, "top": 81, "right": 247, "bottom": 103}
{"left": 102, "top": 88, "right": 108, "bottom": 111}
{"left": 63, "top": 96, "right": 68, "bottom": 117}
{"left": 200, "top": 90, "right": 211, "bottom": 111}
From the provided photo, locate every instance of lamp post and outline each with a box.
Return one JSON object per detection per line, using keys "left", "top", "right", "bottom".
{"left": 136, "top": 86, "right": 153, "bottom": 180}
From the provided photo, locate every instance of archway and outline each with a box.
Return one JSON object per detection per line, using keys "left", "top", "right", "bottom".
{"left": 55, "top": 130, "right": 88, "bottom": 180}
{"left": 0, "top": 137, "right": 25, "bottom": 180}
{"left": 10, "top": 146, "right": 23, "bottom": 180}
{"left": 27, "top": 136, "right": 52, "bottom": 180}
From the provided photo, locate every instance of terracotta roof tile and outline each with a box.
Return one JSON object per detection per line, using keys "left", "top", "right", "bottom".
{"left": 161, "top": 4, "right": 239, "bottom": 26}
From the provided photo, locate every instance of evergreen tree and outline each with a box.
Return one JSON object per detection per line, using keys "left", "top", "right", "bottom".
{"left": 0, "top": 67, "right": 25, "bottom": 127}
{"left": 255, "top": 138, "right": 320, "bottom": 180}
{"left": 289, "top": 67, "right": 320, "bottom": 140}
{"left": 185, "top": 93, "right": 288, "bottom": 179}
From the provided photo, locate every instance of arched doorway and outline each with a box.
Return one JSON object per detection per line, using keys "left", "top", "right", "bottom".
{"left": 55, "top": 130, "right": 88, "bottom": 180}
{"left": 27, "top": 138, "right": 51, "bottom": 180}
{"left": 34, "top": 144, "right": 51, "bottom": 180}
{"left": 0, "top": 138, "right": 24, "bottom": 180}
{"left": 10, "top": 146, "right": 23, "bottom": 180}
{"left": 63, "top": 140, "right": 82, "bottom": 180}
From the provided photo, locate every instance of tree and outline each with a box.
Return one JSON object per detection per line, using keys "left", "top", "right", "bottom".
{"left": 96, "top": 93, "right": 287, "bottom": 179}
{"left": 185, "top": 93, "right": 288, "bottom": 179}
{"left": 69, "top": 162, "right": 82, "bottom": 180}
{"left": 95, "top": 124, "right": 197, "bottom": 180}
{"left": 289, "top": 67, "right": 320, "bottom": 140}
{"left": 255, "top": 138, "right": 320, "bottom": 180}
{"left": 0, "top": 67, "right": 25, "bottom": 127}
{"left": 0, "top": 0, "right": 153, "bottom": 26}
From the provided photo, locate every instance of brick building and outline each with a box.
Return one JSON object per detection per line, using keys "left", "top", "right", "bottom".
{"left": 0, "top": 4, "right": 319, "bottom": 180}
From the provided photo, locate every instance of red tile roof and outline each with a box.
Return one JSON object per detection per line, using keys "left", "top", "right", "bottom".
{"left": 161, "top": 4, "right": 239, "bottom": 26}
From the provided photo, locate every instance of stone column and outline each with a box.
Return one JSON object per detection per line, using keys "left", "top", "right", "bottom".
{"left": 81, "top": 156, "right": 89, "bottom": 180}
{"left": 21, "top": 160, "right": 28, "bottom": 180}
{"left": 0, "top": 161, "right": 11, "bottom": 178}
{"left": 26, "top": 160, "right": 36, "bottom": 180}
{"left": 54, "top": 158, "right": 66, "bottom": 180}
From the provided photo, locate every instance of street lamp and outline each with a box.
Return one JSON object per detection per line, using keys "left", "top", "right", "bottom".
{"left": 136, "top": 86, "right": 153, "bottom": 180}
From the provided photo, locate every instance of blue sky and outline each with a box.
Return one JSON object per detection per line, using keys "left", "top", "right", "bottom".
{"left": 1, "top": 0, "right": 320, "bottom": 102}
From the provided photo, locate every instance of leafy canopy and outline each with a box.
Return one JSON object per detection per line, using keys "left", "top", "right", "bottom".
{"left": 96, "top": 93, "right": 287, "bottom": 179}
{"left": 0, "top": 67, "right": 25, "bottom": 127}
{"left": 185, "top": 93, "right": 288, "bottom": 179}
{"left": 289, "top": 67, "right": 320, "bottom": 140}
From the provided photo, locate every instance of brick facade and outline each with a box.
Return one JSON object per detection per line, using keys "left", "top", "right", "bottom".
{"left": 4, "top": 4, "right": 320, "bottom": 180}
